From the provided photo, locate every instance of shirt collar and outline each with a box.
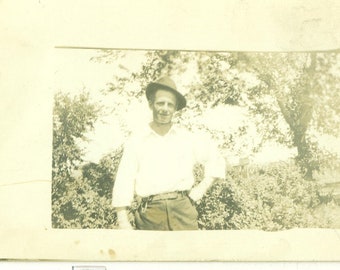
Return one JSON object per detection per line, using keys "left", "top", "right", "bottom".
{"left": 144, "top": 122, "right": 179, "bottom": 137}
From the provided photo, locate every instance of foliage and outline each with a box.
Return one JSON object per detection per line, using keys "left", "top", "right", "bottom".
{"left": 197, "top": 161, "right": 333, "bottom": 231}
{"left": 234, "top": 52, "right": 340, "bottom": 179}
{"left": 52, "top": 147, "right": 123, "bottom": 229}
{"left": 197, "top": 179, "right": 239, "bottom": 230}
{"left": 52, "top": 175, "right": 117, "bottom": 229}
{"left": 52, "top": 91, "right": 103, "bottom": 227}
{"left": 53, "top": 91, "right": 102, "bottom": 175}
{"left": 82, "top": 147, "right": 123, "bottom": 198}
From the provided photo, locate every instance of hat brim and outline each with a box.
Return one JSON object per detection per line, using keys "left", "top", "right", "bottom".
{"left": 146, "top": 82, "right": 186, "bottom": 111}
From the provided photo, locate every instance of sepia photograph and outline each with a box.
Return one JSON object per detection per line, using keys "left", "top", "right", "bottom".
{"left": 52, "top": 48, "right": 340, "bottom": 231}
{"left": 1, "top": 0, "right": 340, "bottom": 265}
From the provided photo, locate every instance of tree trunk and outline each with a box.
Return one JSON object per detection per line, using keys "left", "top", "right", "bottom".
{"left": 294, "top": 128, "right": 314, "bottom": 180}
{"left": 275, "top": 53, "right": 317, "bottom": 180}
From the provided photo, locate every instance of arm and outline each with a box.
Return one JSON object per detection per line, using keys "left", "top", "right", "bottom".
{"left": 190, "top": 133, "right": 225, "bottom": 202}
{"left": 112, "top": 140, "right": 138, "bottom": 228}
{"left": 188, "top": 176, "right": 217, "bottom": 202}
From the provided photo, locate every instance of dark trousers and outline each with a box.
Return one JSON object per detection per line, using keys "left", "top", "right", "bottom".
{"left": 135, "top": 193, "right": 199, "bottom": 231}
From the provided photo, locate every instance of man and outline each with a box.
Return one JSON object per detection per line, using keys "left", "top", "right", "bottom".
{"left": 112, "top": 76, "right": 225, "bottom": 230}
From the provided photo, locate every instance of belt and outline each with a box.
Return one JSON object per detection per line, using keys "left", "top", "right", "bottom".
{"left": 143, "top": 190, "right": 188, "bottom": 202}
{"left": 139, "top": 190, "right": 189, "bottom": 213}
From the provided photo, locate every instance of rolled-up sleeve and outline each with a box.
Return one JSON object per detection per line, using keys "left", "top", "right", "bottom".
{"left": 111, "top": 139, "right": 138, "bottom": 208}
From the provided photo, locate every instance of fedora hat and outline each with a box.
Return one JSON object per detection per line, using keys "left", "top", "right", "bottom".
{"left": 145, "top": 76, "right": 187, "bottom": 110}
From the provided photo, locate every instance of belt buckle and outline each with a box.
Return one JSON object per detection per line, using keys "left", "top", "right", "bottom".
{"left": 141, "top": 196, "right": 153, "bottom": 212}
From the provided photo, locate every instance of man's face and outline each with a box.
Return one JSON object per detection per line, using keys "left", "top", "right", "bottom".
{"left": 150, "top": 89, "right": 177, "bottom": 125}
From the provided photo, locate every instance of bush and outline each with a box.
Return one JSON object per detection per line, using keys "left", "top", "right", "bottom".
{"left": 197, "top": 161, "right": 333, "bottom": 231}
{"left": 52, "top": 175, "right": 117, "bottom": 229}
{"left": 52, "top": 147, "right": 123, "bottom": 229}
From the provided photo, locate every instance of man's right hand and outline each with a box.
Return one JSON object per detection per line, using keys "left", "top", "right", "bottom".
{"left": 117, "top": 209, "right": 134, "bottom": 230}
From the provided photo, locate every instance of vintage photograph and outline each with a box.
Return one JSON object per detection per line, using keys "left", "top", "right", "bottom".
{"left": 2, "top": 0, "right": 340, "bottom": 265}
{"left": 52, "top": 48, "right": 340, "bottom": 231}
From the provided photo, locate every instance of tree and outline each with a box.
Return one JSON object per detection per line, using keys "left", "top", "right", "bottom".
{"left": 52, "top": 91, "right": 102, "bottom": 202}
{"left": 179, "top": 51, "right": 340, "bottom": 179}
{"left": 236, "top": 52, "right": 340, "bottom": 179}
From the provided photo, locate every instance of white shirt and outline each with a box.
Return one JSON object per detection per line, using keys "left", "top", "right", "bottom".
{"left": 111, "top": 124, "right": 225, "bottom": 207}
